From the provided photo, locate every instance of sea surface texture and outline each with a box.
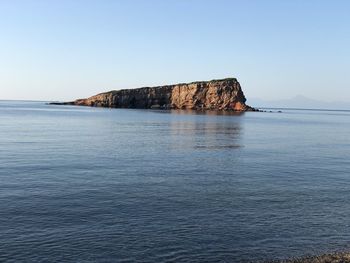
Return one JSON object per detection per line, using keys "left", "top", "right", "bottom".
{"left": 0, "top": 101, "right": 350, "bottom": 262}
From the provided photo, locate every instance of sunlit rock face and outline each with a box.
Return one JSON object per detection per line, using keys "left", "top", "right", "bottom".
{"left": 64, "top": 78, "right": 255, "bottom": 111}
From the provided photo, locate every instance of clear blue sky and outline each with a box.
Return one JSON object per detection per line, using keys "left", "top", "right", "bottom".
{"left": 0, "top": 0, "right": 349, "bottom": 102}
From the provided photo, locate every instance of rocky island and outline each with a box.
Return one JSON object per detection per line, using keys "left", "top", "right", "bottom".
{"left": 52, "top": 78, "right": 256, "bottom": 111}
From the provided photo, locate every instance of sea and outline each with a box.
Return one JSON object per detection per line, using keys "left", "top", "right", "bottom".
{"left": 1, "top": 100, "right": 350, "bottom": 262}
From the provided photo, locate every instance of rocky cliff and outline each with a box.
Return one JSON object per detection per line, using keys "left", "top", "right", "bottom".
{"left": 57, "top": 78, "right": 255, "bottom": 111}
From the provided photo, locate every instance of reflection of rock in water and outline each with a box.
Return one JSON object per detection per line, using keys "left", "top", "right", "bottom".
{"left": 168, "top": 114, "right": 243, "bottom": 152}
{"left": 53, "top": 78, "right": 256, "bottom": 111}
{"left": 194, "top": 145, "right": 241, "bottom": 149}
{"left": 169, "top": 109, "right": 246, "bottom": 116}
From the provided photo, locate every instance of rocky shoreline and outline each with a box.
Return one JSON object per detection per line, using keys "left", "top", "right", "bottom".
{"left": 270, "top": 252, "right": 350, "bottom": 263}
{"left": 52, "top": 78, "right": 257, "bottom": 111}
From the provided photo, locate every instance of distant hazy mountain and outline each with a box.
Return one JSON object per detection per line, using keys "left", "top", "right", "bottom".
{"left": 247, "top": 95, "right": 350, "bottom": 110}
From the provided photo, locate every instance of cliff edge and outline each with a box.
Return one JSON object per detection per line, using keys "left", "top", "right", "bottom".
{"left": 54, "top": 78, "right": 255, "bottom": 111}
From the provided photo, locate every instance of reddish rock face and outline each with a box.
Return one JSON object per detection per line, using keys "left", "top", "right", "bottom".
{"left": 65, "top": 78, "right": 255, "bottom": 111}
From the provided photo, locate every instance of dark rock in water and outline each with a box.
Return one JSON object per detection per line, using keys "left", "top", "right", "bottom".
{"left": 51, "top": 78, "right": 256, "bottom": 111}
{"left": 48, "top": 102, "right": 64, "bottom": 105}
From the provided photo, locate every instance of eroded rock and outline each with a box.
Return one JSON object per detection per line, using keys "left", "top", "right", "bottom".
{"left": 57, "top": 78, "right": 255, "bottom": 111}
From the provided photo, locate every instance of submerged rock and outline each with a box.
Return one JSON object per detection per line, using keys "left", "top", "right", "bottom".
{"left": 54, "top": 78, "right": 256, "bottom": 111}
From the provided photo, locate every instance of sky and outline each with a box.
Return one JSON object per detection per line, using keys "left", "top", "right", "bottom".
{"left": 0, "top": 0, "right": 349, "bottom": 102}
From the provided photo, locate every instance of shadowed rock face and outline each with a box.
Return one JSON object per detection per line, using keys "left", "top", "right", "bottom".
{"left": 59, "top": 78, "right": 255, "bottom": 111}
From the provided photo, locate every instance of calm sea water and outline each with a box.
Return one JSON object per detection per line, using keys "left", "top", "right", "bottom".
{"left": 1, "top": 101, "right": 350, "bottom": 262}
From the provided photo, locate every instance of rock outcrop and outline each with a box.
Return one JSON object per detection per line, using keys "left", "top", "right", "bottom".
{"left": 55, "top": 78, "right": 255, "bottom": 111}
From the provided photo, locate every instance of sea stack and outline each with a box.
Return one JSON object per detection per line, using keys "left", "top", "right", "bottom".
{"left": 56, "top": 78, "right": 255, "bottom": 111}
